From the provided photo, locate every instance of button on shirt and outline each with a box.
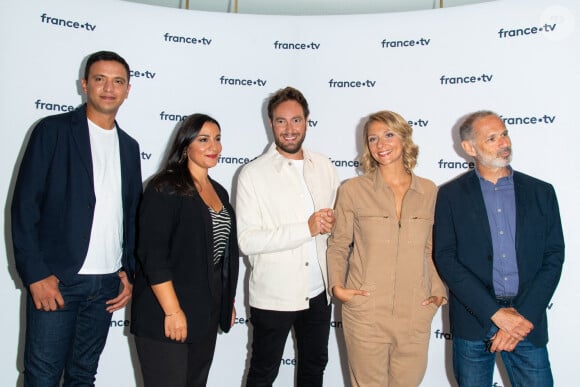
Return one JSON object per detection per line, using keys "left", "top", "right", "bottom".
{"left": 477, "top": 167, "right": 519, "bottom": 296}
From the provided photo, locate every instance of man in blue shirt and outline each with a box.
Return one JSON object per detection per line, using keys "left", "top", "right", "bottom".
{"left": 434, "top": 110, "right": 564, "bottom": 386}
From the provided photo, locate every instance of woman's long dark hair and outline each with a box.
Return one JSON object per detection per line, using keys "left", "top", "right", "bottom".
{"left": 151, "top": 113, "right": 221, "bottom": 196}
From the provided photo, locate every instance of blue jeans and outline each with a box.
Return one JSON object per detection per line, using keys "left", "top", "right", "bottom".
{"left": 24, "top": 273, "right": 120, "bottom": 387}
{"left": 453, "top": 326, "right": 553, "bottom": 387}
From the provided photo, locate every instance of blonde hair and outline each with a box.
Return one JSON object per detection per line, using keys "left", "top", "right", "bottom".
{"left": 360, "top": 110, "right": 418, "bottom": 174}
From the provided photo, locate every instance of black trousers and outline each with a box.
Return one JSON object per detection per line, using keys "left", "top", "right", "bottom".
{"left": 135, "top": 334, "right": 218, "bottom": 387}
{"left": 135, "top": 264, "right": 222, "bottom": 387}
{"left": 246, "top": 291, "right": 331, "bottom": 387}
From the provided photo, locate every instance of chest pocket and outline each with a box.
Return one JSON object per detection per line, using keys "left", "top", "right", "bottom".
{"left": 356, "top": 209, "right": 397, "bottom": 244}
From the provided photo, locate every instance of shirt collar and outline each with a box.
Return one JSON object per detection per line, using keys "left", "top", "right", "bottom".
{"left": 474, "top": 165, "right": 514, "bottom": 184}
{"left": 267, "top": 143, "right": 312, "bottom": 173}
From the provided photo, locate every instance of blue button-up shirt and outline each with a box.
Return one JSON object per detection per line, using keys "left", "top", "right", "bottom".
{"left": 476, "top": 167, "right": 519, "bottom": 296}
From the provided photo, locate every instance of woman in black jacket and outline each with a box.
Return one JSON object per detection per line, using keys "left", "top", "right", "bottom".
{"left": 131, "top": 113, "right": 239, "bottom": 387}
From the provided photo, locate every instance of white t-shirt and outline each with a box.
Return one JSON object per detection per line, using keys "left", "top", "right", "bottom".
{"left": 78, "top": 119, "right": 123, "bottom": 274}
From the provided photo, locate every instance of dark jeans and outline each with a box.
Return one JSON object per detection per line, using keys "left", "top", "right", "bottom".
{"left": 246, "top": 291, "right": 331, "bottom": 387}
{"left": 23, "top": 273, "right": 120, "bottom": 387}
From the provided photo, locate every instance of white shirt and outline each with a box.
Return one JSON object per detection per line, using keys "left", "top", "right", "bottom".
{"left": 236, "top": 143, "right": 339, "bottom": 311}
{"left": 78, "top": 119, "right": 123, "bottom": 274}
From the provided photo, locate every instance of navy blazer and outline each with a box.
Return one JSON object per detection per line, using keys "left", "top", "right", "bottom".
{"left": 11, "top": 104, "right": 142, "bottom": 286}
{"left": 433, "top": 170, "right": 564, "bottom": 346}
{"left": 131, "top": 179, "right": 240, "bottom": 342}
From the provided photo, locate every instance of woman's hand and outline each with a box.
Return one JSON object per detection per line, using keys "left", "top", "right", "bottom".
{"left": 164, "top": 309, "right": 187, "bottom": 342}
{"left": 332, "top": 285, "right": 370, "bottom": 303}
{"left": 421, "top": 296, "right": 446, "bottom": 307}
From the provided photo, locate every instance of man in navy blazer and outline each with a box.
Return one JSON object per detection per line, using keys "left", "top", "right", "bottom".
{"left": 11, "top": 51, "right": 142, "bottom": 386}
{"left": 434, "top": 111, "right": 564, "bottom": 387}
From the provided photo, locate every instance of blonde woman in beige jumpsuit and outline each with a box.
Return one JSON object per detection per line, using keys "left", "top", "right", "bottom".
{"left": 327, "top": 111, "right": 447, "bottom": 387}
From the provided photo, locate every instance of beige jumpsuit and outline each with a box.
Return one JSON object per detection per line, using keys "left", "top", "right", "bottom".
{"left": 327, "top": 171, "right": 446, "bottom": 387}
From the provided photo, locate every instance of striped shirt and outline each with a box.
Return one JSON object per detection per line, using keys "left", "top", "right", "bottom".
{"left": 209, "top": 206, "right": 231, "bottom": 265}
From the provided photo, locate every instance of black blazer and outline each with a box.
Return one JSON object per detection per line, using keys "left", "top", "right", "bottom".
{"left": 433, "top": 170, "right": 564, "bottom": 346}
{"left": 131, "top": 178, "right": 239, "bottom": 343}
{"left": 11, "top": 104, "right": 142, "bottom": 286}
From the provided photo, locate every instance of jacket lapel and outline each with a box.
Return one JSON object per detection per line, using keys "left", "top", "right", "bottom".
{"left": 513, "top": 172, "right": 527, "bottom": 254}
{"left": 464, "top": 171, "right": 493, "bottom": 249}
{"left": 117, "top": 126, "right": 131, "bottom": 205}
{"left": 70, "top": 104, "right": 94, "bottom": 190}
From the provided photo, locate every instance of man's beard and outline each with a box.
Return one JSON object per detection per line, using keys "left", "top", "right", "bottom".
{"left": 275, "top": 135, "right": 305, "bottom": 155}
{"left": 477, "top": 146, "right": 512, "bottom": 168}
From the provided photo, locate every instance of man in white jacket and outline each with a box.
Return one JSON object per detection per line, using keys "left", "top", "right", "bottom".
{"left": 236, "top": 86, "right": 339, "bottom": 387}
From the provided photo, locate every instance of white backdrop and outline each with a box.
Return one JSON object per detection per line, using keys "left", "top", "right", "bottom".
{"left": 1, "top": 0, "right": 578, "bottom": 386}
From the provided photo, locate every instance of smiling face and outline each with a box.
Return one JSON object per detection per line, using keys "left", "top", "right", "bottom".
{"left": 81, "top": 60, "right": 130, "bottom": 125}
{"left": 270, "top": 99, "right": 307, "bottom": 160}
{"left": 186, "top": 121, "right": 222, "bottom": 173}
{"left": 366, "top": 120, "right": 404, "bottom": 169}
